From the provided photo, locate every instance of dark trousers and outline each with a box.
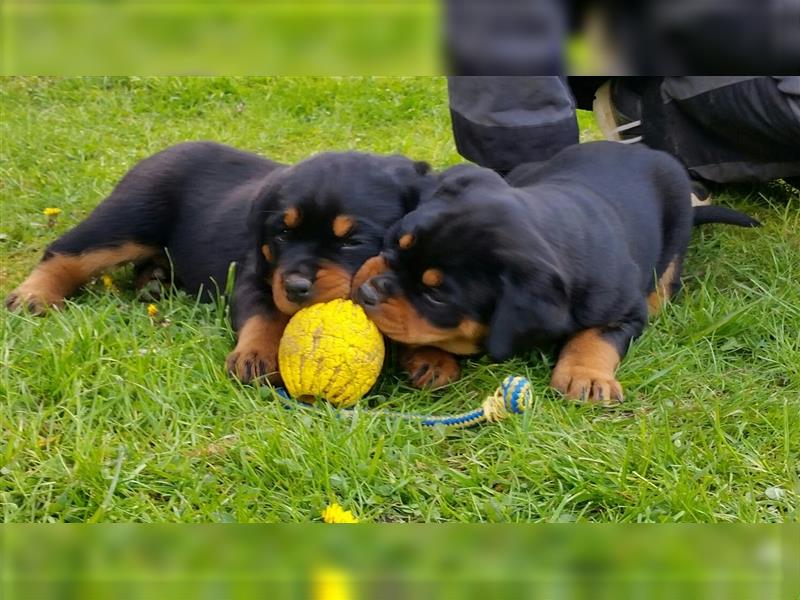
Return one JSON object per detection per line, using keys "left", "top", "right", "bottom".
{"left": 448, "top": 76, "right": 800, "bottom": 182}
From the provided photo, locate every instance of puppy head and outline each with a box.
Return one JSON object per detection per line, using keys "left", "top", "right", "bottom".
{"left": 252, "top": 152, "right": 431, "bottom": 315}
{"left": 354, "top": 163, "right": 571, "bottom": 359}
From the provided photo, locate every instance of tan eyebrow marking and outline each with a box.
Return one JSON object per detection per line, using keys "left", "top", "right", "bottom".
{"left": 398, "top": 233, "right": 415, "bottom": 249}
{"left": 332, "top": 215, "right": 355, "bottom": 238}
{"left": 422, "top": 268, "right": 443, "bottom": 287}
{"left": 283, "top": 207, "right": 301, "bottom": 228}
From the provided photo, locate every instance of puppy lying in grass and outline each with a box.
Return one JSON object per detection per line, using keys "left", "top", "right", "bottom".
{"left": 6, "top": 141, "right": 435, "bottom": 385}
{"left": 354, "top": 141, "right": 759, "bottom": 404}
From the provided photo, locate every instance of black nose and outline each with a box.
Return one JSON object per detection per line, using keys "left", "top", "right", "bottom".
{"left": 371, "top": 276, "right": 392, "bottom": 296}
{"left": 284, "top": 273, "right": 313, "bottom": 303}
{"left": 357, "top": 282, "right": 381, "bottom": 307}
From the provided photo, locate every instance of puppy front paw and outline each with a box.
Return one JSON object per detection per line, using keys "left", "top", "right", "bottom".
{"left": 550, "top": 364, "right": 624, "bottom": 406}
{"left": 227, "top": 314, "right": 288, "bottom": 385}
{"left": 226, "top": 341, "right": 281, "bottom": 385}
{"left": 401, "top": 346, "right": 461, "bottom": 389}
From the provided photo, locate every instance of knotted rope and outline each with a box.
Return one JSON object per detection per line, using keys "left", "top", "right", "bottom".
{"left": 276, "top": 375, "right": 532, "bottom": 429}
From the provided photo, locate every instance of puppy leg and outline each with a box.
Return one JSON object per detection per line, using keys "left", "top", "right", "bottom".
{"left": 550, "top": 329, "right": 624, "bottom": 405}
{"left": 226, "top": 254, "right": 287, "bottom": 384}
{"left": 226, "top": 312, "right": 289, "bottom": 384}
{"left": 6, "top": 242, "right": 159, "bottom": 314}
{"left": 400, "top": 345, "right": 461, "bottom": 389}
{"left": 647, "top": 257, "right": 683, "bottom": 316}
{"left": 6, "top": 165, "right": 176, "bottom": 313}
{"left": 134, "top": 253, "right": 172, "bottom": 301}
{"left": 551, "top": 302, "right": 647, "bottom": 405}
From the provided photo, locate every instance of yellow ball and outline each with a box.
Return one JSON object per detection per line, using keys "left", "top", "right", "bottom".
{"left": 278, "top": 299, "right": 385, "bottom": 407}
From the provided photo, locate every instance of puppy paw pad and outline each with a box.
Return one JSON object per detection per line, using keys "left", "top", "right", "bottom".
{"left": 402, "top": 347, "right": 461, "bottom": 389}
{"left": 226, "top": 347, "right": 280, "bottom": 385}
{"left": 551, "top": 365, "right": 623, "bottom": 406}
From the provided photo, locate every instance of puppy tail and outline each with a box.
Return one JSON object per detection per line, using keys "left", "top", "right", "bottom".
{"left": 692, "top": 205, "right": 761, "bottom": 228}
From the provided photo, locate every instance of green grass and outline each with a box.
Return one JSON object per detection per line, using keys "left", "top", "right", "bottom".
{"left": 1, "top": 77, "right": 798, "bottom": 523}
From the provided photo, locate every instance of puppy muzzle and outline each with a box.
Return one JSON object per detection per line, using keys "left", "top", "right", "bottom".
{"left": 283, "top": 273, "right": 314, "bottom": 304}
{"left": 356, "top": 275, "right": 394, "bottom": 309}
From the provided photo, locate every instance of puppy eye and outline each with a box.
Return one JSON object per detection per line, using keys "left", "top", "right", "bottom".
{"left": 274, "top": 228, "right": 292, "bottom": 243}
{"left": 423, "top": 289, "right": 447, "bottom": 306}
{"left": 339, "top": 238, "right": 362, "bottom": 249}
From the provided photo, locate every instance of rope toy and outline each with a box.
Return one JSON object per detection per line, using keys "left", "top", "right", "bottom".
{"left": 275, "top": 375, "right": 532, "bottom": 429}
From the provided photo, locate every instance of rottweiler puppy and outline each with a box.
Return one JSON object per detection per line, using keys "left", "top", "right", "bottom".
{"left": 353, "top": 141, "right": 759, "bottom": 404}
{"left": 6, "top": 141, "right": 436, "bottom": 384}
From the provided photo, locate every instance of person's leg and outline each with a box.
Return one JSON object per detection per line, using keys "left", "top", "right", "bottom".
{"left": 567, "top": 76, "right": 614, "bottom": 111}
{"left": 646, "top": 77, "right": 800, "bottom": 184}
{"left": 447, "top": 76, "right": 579, "bottom": 173}
{"left": 591, "top": 76, "right": 800, "bottom": 203}
{"left": 444, "top": 0, "right": 566, "bottom": 75}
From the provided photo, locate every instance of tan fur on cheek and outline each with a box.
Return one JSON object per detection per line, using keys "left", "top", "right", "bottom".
{"left": 447, "top": 319, "right": 487, "bottom": 354}
{"left": 363, "top": 297, "right": 416, "bottom": 341}
{"left": 261, "top": 244, "right": 272, "bottom": 263}
{"left": 366, "top": 297, "right": 485, "bottom": 355}
{"left": 313, "top": 263, "right": 353, "bottom": 303}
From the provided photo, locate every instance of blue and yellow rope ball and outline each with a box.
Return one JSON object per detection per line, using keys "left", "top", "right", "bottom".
{"left": 278, "top": 299, "right": 385, "bottom": 407}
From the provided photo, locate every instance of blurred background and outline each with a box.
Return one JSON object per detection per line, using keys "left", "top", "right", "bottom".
{"left": 2, "top": 0, "right": 798, "bottom": 75}
{"left": 3, "top": 525, "right": 797, "bottom": 599}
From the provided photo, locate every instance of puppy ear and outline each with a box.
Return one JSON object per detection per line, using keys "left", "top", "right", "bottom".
{"left": 247, "top": 167, "right": 290, "bottom": 239}
{"left": 421, "top": 164, "right": 505, "bottom": 205}
{"left": 486, "top": 268, "right": 572, "bottom": 361}
{"left": 387, "top": 158, "right": 436, "bottom": 213}
{"left": 412, "top": 160, "right": 431, "bottom": 176}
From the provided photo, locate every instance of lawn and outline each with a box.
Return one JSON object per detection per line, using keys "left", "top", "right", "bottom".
{"left": 1, "top": 77, "right": 798, "bottom": 523}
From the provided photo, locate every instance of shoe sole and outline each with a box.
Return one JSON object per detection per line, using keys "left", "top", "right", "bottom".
{"left": 691, "top": 192, "right": 713, "bottom": 207}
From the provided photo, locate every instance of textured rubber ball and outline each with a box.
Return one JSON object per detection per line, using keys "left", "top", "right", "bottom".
{"left": 278, "top": 299, "right": 385, "bottom": 407}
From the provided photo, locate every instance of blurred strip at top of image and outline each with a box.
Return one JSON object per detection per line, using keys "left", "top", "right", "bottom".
{"left": 444, "top": 0, "right": 800, "bottom": 75}
{"left": 3, "top": 0, "right": 798, "bottom": 75}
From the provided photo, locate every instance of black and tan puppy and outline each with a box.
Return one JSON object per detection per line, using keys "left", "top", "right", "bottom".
{"left": 353, "top": 141, "right": 759, "bottom": 403}
{"left": 6, "top": 141, "right": 435, "bottom": 384}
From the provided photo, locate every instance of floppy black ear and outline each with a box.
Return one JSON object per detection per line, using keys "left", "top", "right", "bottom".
{"left": 421, "top": 164, "right": 505, "bottom": 205}
{"left": 412, "top": 160, "right": 432, "bottom": 176}
{"left": 247, "top": 167, "right": 291, "bottom": 239}
{"left": 486, "top": 268, "right": 572, "bottom": 361}
{"left": 387, "top": 158, "right": 435, "bottom": 213}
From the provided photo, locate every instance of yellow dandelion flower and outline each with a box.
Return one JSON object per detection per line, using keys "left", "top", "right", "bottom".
{"left": 101, "top": 274, "right": 116, "bottom": 290}
{"left": 43, "top": 207, "right": 62, "bottom": 217}
{"left": 321, "top": 503, "right": 358, "bottom": 524}
{"left": 146, "top": 304, "right": 159, "bottom": 317}
{"left": 312, "top": 566, "right": 353, "bottom": 600}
